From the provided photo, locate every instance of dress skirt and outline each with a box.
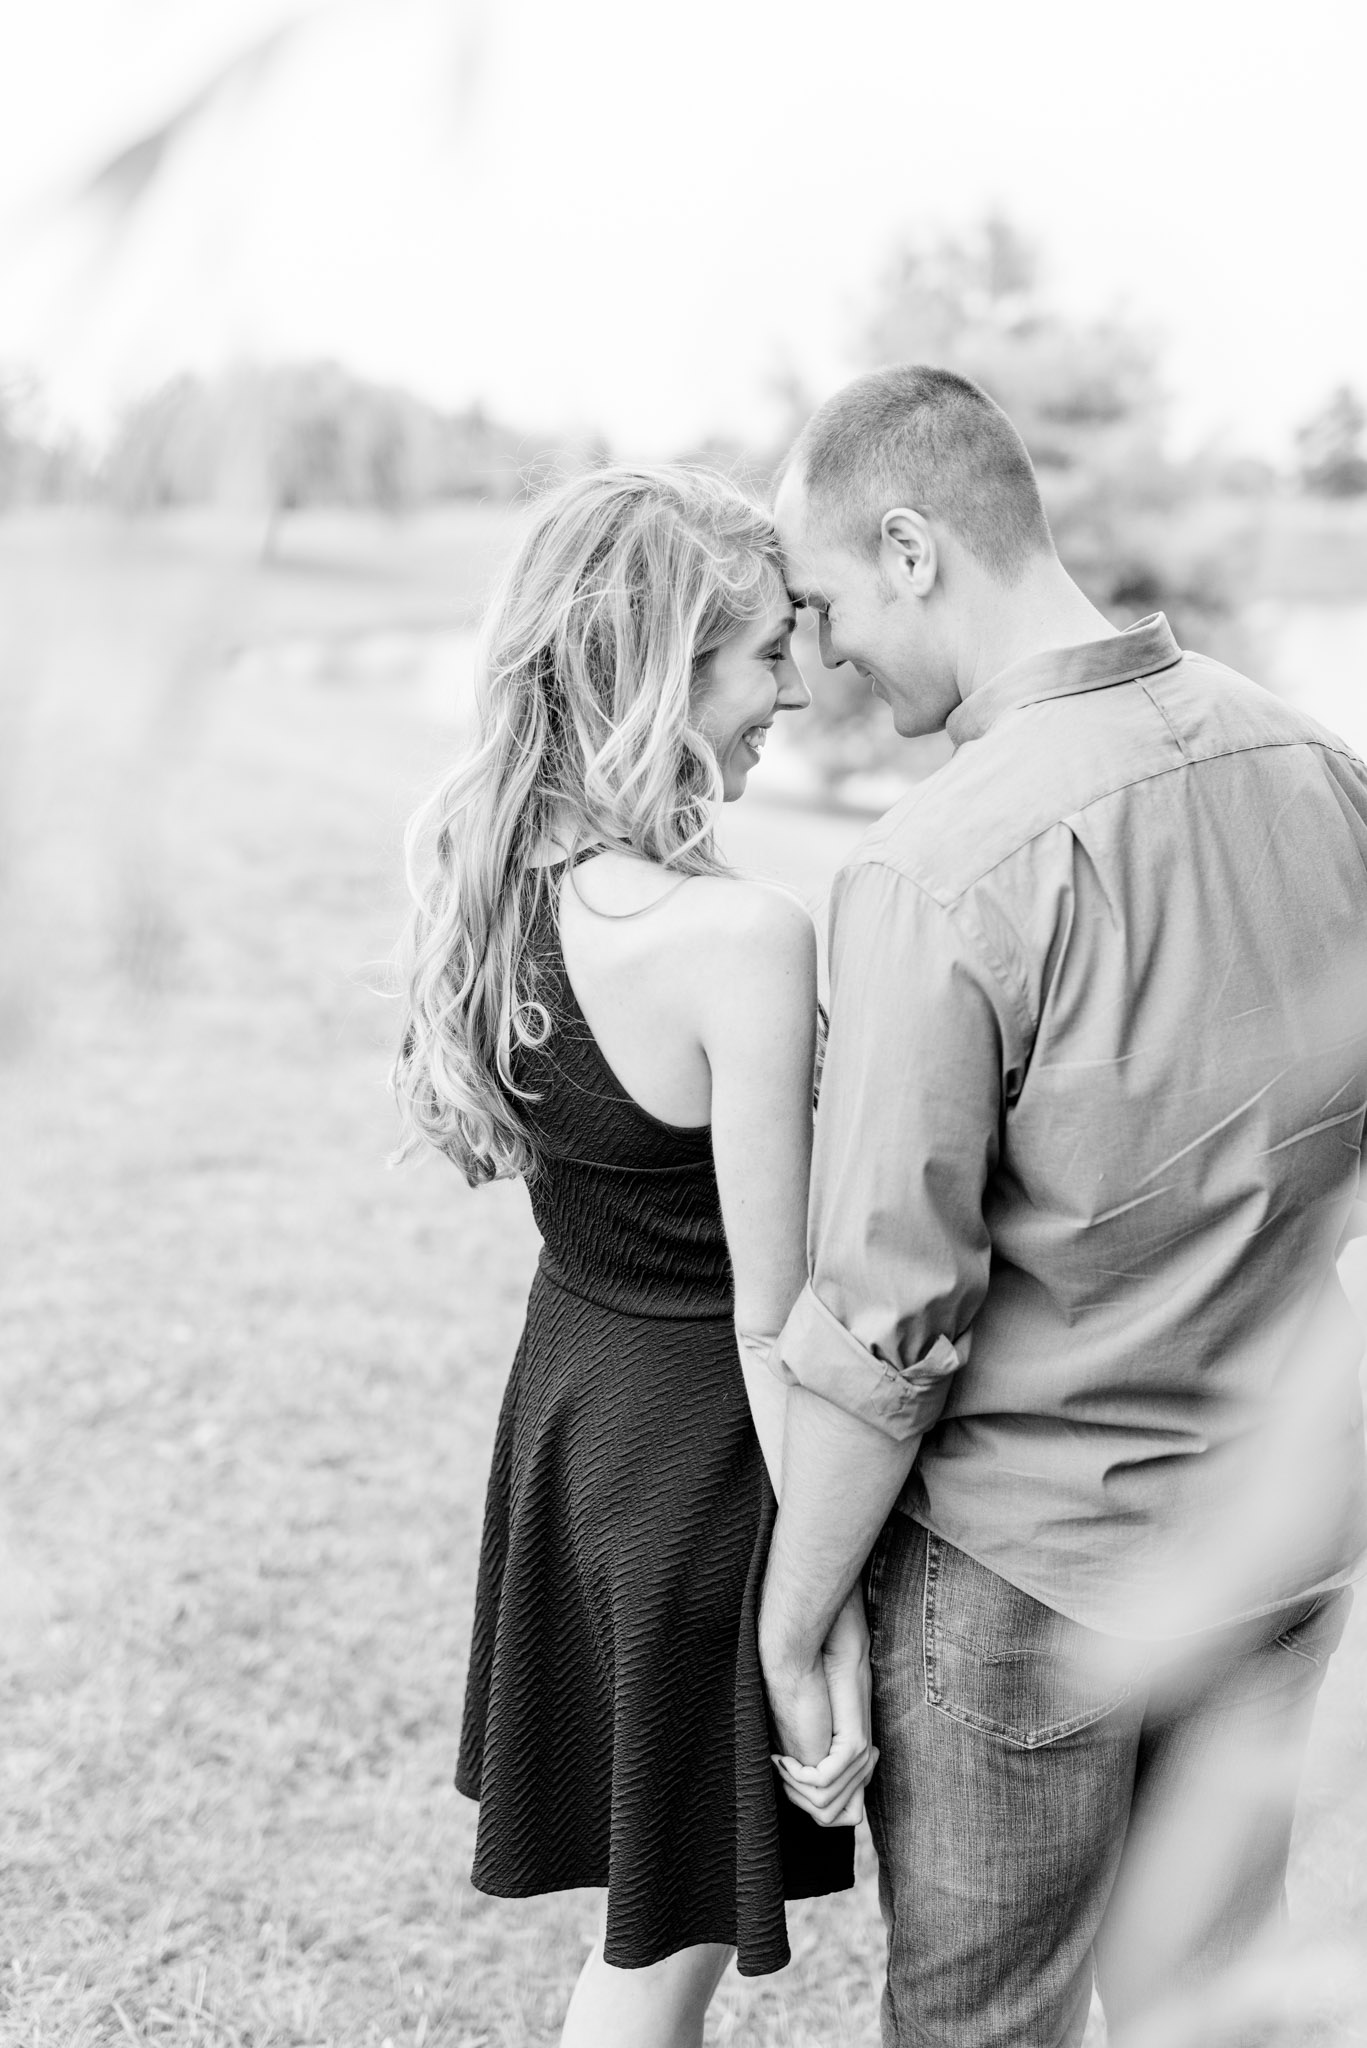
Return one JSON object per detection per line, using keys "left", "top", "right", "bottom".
{"left": 456, "top": 1264, "right": 855, "bottom": 1975}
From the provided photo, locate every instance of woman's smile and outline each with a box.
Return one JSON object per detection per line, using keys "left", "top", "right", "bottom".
{"left": 697, "top": 593, "right": 810, "bottom": 801}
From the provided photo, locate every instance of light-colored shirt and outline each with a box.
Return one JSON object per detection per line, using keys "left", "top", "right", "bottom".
{"left": 777, "top": 615, "right": 1367, "bottom": 1635}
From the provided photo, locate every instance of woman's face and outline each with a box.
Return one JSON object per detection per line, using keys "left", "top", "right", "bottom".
{"left": 695, "top": 589, "right": 810, "bottom": 801}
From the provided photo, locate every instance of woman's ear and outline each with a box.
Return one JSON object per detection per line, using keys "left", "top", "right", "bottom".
{"left": 880, "top": 507, "right": 937, "bottom": 597}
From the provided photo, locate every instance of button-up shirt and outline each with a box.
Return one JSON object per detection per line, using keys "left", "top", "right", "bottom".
{"left": 778, "top": 615, "right": 1367, "bottom": 1634}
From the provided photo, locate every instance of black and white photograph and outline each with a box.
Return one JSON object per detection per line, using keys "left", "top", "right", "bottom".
{"left": 3, "top": 2, "right": 1366, "bottom": 2043}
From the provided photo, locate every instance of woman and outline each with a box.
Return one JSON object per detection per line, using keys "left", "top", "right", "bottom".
{"left": 393, "top": 466, "right": 875, "bottom": 2047}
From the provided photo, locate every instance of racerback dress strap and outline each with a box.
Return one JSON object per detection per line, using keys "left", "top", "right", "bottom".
{"left": 553, "top": 845, "right": 694, "bottom": 920}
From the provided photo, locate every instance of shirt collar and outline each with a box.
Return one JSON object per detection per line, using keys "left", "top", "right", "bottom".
{"left": 945, "top": 613, "right": 1183, "bottom": 747}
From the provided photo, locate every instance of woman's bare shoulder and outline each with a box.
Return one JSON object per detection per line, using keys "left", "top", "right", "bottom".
{"left": 570, "top": 854, "right": 815, "bottom": 955}
{"left": 566, "top": 848, "right": 687, "bottom": 916}
{"left": 669, "top": 875, "right": 817, "bottom": 985}
{"left": 564, "top": 857, "right": 815, "bottom": 1013}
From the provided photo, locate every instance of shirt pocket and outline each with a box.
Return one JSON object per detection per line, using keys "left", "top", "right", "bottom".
{"left": 922, "top": 1533, "right": 1134, "bottom": 1749}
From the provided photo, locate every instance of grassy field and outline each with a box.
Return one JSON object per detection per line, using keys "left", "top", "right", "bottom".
{"left": 2, "top": 507, "right": 1365, "bottom": 2048}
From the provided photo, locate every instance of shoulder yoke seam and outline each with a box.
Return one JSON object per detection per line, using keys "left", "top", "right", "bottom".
{"left": 856, "top": 730, "right": 1359, "bottom": 903}
{"left": 838, "top": 860, "right": 1032, "bottom": 1052}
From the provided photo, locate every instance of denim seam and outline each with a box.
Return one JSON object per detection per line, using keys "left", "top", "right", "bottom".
{"left": 864, "top": 1535, "right": 889, "bottom": 1660}
{"left": 1275, "top": 1594, "right": 1327, "bottom": 1664}
{"left": 926, "top": 1692, "right": 1131, "bottom": 1753}
{"left": 921, "top": 1534, "right": 1131, "bottom": 1750}
{"left": 921, "top": 1531, "right": 941, "bottom": 1707}
{"left": 872, "top": 1523, "right": 912, "bottom": 2047}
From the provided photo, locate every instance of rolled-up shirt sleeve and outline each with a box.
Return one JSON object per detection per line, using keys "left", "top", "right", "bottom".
{"left": 776, "top": 858, "right": 1018, "bottom": 1441}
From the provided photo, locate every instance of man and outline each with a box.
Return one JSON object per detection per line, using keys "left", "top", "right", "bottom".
{"left": 760, "top": 364, "right": 1367, "bottom": 2046}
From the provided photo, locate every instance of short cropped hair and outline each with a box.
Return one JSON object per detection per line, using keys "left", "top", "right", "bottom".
{"left": 785, "top": 364, "right": 1054, "bottom": 583}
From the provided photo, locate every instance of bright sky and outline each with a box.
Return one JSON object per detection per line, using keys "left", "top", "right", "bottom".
{"left": 3, "top": 0, "right": 1364, "bottom": 457}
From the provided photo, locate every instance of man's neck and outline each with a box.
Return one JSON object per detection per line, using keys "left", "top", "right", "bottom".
{"left": 956, "top": 560, "right": 1118, "bottom": 702}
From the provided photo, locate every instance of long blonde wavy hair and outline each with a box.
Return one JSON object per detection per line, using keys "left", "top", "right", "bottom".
{"left": 392, "top": 463, "right": 784, "bottom": 1185}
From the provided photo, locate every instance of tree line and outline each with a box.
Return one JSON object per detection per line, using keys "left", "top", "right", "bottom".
{"left": 3, "top": 219, "right": 1363, "bottom": 529}
{"left": 0, "top": 363, "right": 576, "bottom": 518}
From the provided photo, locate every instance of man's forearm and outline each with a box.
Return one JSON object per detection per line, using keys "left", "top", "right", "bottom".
{"left": 761, "top": 1385, "right": 921, "bottom": 1668}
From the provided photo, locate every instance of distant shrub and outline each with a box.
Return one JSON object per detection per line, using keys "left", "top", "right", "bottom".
{"left": 1296, "top": 385, "right": 1367, "bottom": 499}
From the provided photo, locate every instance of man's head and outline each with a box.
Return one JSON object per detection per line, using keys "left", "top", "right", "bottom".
{"left": 774, "top": 365, "right": 1056, "bottom": 734}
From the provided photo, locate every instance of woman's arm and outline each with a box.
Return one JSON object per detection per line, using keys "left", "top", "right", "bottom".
{"left": 694, "top": 884, "right": 875, "bottom": 1827}
{"left": 694, "top": 881, "right": 816, "bottom": 1494}
{"left": 734, "top": 1331, "right": 790, "bottom": 1494}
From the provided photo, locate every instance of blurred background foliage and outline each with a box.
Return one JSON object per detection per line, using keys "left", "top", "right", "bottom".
{"left": 2, "top": 208, "right": 1365, "bottom": 793}
{"left": 1297, "top": 384, "right": 1367, "bottom": 500}
{"left": 4, "top": 9, "right": 1365, "bottom": 2038}
{"left": 101, "top": 366, "right": 573, "bottom": 531}
{"left": 4, "top": 156, "right": 1366, "bottom": 2048}
{"left": 856, "top": 215, "right": 1248, "bottom": 632}
{"left": 765, "top": 215, "right": 1347, "bottom": 775}
{"left": 0, "top": 359, "right": 570, "bottom": 527}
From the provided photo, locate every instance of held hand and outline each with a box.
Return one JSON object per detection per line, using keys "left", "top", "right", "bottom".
{"left": 770, "top": 1587, "right": 877, "bottom": 1828}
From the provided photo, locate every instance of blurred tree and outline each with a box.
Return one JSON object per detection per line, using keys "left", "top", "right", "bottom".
{"left": 0, "top": 383, "right": 25, "bottom": 511}
{"left": 859, "top": 214, "right": 1188, "bottom": 613}
{"left": 101, "top": 361, "right": 564, "bottom": 530}
{"left": 104, "top": 376, "right": 217, "bottom": 510}
{"left": 789, "top": 214, "right": 1257, "bottom": 779}
{"left": 1295, "top": 385, "right": 1367, "bottom": 498}
{"left": 0, "top": 375, "right": 96, "bottom": 509}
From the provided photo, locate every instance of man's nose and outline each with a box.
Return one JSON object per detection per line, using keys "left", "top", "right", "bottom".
{"left": 818, "top": 616, "right": 841, "bottom": 670}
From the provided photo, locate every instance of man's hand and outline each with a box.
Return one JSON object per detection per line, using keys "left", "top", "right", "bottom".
{"left": 769, "top": 1586, "right": 877, "bottom": 1827}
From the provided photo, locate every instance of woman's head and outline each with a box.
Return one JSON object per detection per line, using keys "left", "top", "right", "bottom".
{"left": 481, "top": 462, "right": 801, "bottom": 840}
{"left": 393, "top": 462, "right": 803, "bottom": 1184}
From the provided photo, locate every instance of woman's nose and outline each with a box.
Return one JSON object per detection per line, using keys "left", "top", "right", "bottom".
{"left": 777, "top": 653, "right": 812, "bottom": 711}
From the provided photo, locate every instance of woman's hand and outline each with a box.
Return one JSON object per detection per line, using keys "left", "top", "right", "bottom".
{"left": 771, "top": 1584, "right": 877, "bottom": 1827}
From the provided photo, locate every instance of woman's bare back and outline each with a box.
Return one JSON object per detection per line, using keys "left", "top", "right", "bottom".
{"left": 553, "top": 850, "right": 790, "bottom": 1129}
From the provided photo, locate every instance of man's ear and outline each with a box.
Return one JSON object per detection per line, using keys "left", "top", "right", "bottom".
{"left": 880, "top": 507, "right": 937, "bottom": 597}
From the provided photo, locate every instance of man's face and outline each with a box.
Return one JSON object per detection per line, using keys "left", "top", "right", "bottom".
{"left": 773, "top": 471, "right": 958, "bottom": 737}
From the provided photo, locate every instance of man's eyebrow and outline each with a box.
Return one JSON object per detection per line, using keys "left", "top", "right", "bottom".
{"left": 786, "top": 587, "right": 827, "bottom": 611}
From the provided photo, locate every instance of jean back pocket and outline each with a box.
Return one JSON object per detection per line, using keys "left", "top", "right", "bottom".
{"left": 922, "top": 1534, "right": 1135, "bottom": 1750}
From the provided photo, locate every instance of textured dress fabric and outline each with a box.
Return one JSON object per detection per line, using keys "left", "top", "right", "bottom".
{"left": 455, "top": 870, "right": 854, "bottom": 1974}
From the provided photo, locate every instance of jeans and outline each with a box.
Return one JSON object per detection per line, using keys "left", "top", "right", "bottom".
{"left": 864, "top": 1514, "right": 1350, "bottom": 2048}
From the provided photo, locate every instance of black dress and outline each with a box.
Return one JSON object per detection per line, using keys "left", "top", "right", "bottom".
{"left": 455, "top": 868, "right": 854, "bottom": 1974}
